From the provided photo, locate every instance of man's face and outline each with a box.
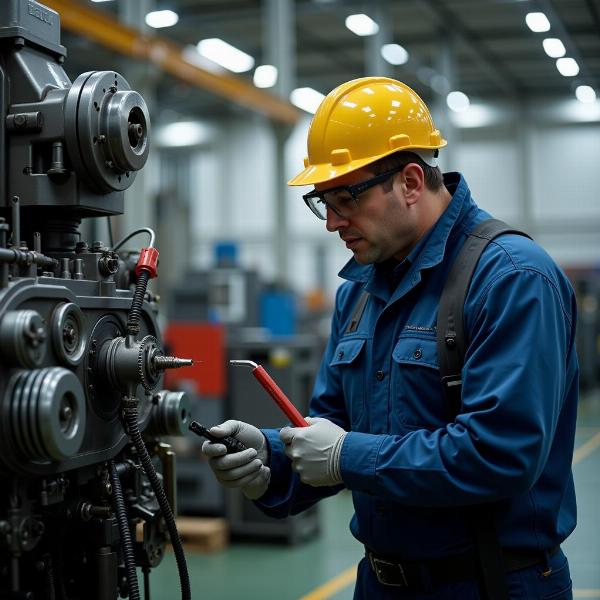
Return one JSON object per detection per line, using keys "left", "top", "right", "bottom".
{"left": 315, "top": 167, "right": 419, "bottom": 264}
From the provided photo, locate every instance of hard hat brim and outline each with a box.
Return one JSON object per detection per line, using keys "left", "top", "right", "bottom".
{"left": 287, "top": 142, "right": 447, "bottom": 187}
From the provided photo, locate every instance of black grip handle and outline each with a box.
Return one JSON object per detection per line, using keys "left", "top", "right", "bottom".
{"left": 189, "top": 421, "right": 247, "bottom": 454}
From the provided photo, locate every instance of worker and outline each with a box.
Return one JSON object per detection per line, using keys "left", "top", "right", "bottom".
{"left": 202, "top": 77, "right": 578, "bottom": 599}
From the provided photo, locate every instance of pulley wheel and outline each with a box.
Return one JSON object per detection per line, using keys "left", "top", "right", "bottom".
{"left": 64, "top": 71, "right": 150, "bottom": 193}
{"left": 51, "top": 302, "right": 87, "bottom": 366}
{"left": 0, "top": 310, "right": 47, "bottom": 368}
{"left": 7, "top": 368, "right": 87, "bottom": 461}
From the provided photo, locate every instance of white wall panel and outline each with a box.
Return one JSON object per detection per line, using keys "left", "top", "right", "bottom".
{"left": 190, "top": 150, "right": 220, "bottom": 238}
{"left": 285, "top": 115, "right": 320, "bottom": 234}
{"left": 221, "top": 116, "right": 276, "bottom": 237}
{"left": 453, "top": 131, "right": 522, "bottom": 223}
{"left": 530, "top": 124, "right": 600, "bottom": 220}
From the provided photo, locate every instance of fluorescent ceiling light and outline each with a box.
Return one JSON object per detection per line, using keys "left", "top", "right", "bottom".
{"left": 290, "top": 87, "right": 325, "bottom": 114}
{"left": 181, "top": 45, "right": 225, "bottom": 73}
{"left": 450, "top": 103, "right": 500, "bottom": 129}
{"left": 446, "top": 91, "right": 470, "bottom": 113}
{"left": 556, "top": 57, "right": 579, "bottom": 77}
{"left": 156, "top": 122, "right": 213, "bottom": 147}
{"left": 575, "top": 85, "right": 596, "bottom": 104}
{"left": 253, "top": 65, "right": 278, "bottom": 88}
{"left": 145, "top": 10, "right": 178, "bottom": 28}
{"left": 197, "top": 38, "right": 255, "bottom": 73}
{"left": 381, "top": 44, "right": 409, "bottom": 65}
{"left": 525, "top": 12, "right": 550, "bottom": 33}
{"left": 542, "top": 38, "right": 565, "bottom": 58}
{"left": 345, "top": 14, "right": 379, "bottom": 36}
{"left": 90, "top": 0, "right": 114, "bottom": 3}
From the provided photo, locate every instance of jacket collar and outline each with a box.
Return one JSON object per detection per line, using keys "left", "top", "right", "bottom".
{"left": 338, "top": 172, "right": 476, "bottom": 299}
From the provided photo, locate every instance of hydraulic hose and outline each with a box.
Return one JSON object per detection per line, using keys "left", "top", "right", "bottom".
{"left": 123, "top": 407, "right": 191, "bottom": 600}
{"left": 109, "top": 460, "right": 141, "bottom": 600}
{"left": 126, "top": 270, "right": 150, "bottom": 336}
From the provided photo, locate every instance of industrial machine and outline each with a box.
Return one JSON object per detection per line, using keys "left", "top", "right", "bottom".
{"left": 0, "top": 2, "right": 194, "bottom": 598}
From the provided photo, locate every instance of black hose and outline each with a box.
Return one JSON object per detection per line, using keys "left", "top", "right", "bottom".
{"left": 109, "top": 460, "right": 140, "bottom": 600}
{"left": 126, "top": 270, "right": 150, "bottom": 336}
{"left": 123, "top": 408, "right": 191, "bottom": 600}
{"left": 143, "top": 567, "right": 150, "bottom": 600}
{"left": 43, "top": 554, "right": 56, "bottom": 600}
{"left": 44, "top": 554, "right": 56, "bottom": 600}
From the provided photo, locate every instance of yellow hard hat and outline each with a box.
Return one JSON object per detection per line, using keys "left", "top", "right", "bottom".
{"left": 288, "top": 77, "right": 447, "bottom": 187}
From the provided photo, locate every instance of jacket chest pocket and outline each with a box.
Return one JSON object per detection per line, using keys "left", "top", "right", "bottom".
{"left": 391, "top": 335, "right": 447, "bottom": 429}
{"left": 329, "top": 337, "right": 367, "bottom": 426}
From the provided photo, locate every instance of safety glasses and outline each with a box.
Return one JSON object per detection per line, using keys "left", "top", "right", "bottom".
{"left": 302, "top": 166, "right": 404, "bottom": 220}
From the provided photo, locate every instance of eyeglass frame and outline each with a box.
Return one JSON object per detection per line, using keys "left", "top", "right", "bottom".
{"left": 302, "top": 166, "right": 405, "bottom": 221}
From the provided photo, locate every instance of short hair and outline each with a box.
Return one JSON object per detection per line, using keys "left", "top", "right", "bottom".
{"left": 367, "top": 151, "right": 443, "bottom": 192}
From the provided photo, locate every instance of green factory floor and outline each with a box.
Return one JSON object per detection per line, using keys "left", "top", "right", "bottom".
{"left": 151, "top": 388, "right": 600, "bottom": 600}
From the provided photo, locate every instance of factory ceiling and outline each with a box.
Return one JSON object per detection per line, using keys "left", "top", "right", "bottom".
{"left": 56, "top": 0, "right": 600, "bottom": 123}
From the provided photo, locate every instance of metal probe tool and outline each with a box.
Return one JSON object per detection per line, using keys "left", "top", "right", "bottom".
{"left": 230, "top": 360, "right": 308, "bottom": 427}
{"left": 188, "top": 421, "right": 247, "bottom": 453}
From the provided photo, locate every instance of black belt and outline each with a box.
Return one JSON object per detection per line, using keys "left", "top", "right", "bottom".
{"left": 366, "top": 545, "right": 560, "bottom": 589}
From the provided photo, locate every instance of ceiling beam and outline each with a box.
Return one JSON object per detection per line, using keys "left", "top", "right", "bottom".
{"left": 42, "top": 0, "right": 300, "bottom": 125}
{"left": 415, "top": 0, "right": 522, "bottom": 97}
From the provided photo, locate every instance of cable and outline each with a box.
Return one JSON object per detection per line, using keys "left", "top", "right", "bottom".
{"left": 107, "top": 217, "right": 114, "bottom": 248}
{"left": 112, "top": 228, "right": 155, "bottom": 252}
{"left": 109, "top": 460, "right": 140, "bottom": 600}
{"left": 123, "top": 407, "right": 191, "bottom": 600}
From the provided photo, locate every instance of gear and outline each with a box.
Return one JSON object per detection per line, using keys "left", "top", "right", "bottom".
{"left": 137, "top": 335, "right": 162, "bottom": 392}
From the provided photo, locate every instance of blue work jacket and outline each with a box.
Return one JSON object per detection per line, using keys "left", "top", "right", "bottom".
{"left": 257, "top": 172, "right": 578, "bottom": 559}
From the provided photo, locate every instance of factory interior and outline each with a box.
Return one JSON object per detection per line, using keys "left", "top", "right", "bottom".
{"left": 0, "top": 0, "right": 599, "bottom": 598}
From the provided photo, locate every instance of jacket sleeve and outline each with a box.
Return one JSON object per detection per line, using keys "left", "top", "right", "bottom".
{"left": 340, "top": 266, "right": 577, "bottom": 506}
{"left": 254, "top": 286, "right": 350, "bottom": 517}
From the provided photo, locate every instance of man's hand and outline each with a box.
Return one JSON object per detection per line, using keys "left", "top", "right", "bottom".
{"left": 280, "top": 417, "right": 346, "bottom": 487}
{"left": 201, "top": 420, "right": 270, "bottom": 500}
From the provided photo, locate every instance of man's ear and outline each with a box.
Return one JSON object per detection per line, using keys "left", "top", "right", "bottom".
{"left": 397, "top": 164, "right": 425, "bottom": 205}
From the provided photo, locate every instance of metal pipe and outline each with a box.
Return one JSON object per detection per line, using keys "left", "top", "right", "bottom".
{"left": 11, "top": 196, "right": 20, "bottom": 247}
{"left": 95, "top": 547, "right": 117, "bottom": 600}
{"left": 0, "top": 219, "right": 9, "bottom": 287}
{"left": 10, "top": 556, "right": 19, "bottom": 592}
{"left": 0, "top": 247, "right": 58, "bottom": 270}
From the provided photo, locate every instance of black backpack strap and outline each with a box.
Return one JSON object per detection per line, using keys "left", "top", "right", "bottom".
{"left": 436, "top": 219, "right": 531, "bottom": 418}
{"left": 436, "top": 218, "right": 531, "bottom": 600}
{"left": 346, "top": 289, "right": 370, "bottom": 334}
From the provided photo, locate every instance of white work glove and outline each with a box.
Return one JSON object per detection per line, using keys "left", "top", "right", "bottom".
{"left": 280, "top": 417, "right": 346, "bottom": 487}
{"left": 201, "top": 420, "right": 271, "bottom": 500}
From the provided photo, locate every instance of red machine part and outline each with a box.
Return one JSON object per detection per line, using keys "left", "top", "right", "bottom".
{"left": 135, "top": 247, "right": 159, "bottom": 278}
{"left": 163, "top": 322, "right": 225, "bottom": 397}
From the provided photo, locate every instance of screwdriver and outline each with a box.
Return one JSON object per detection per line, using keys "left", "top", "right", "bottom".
{"left": 229, "top": 360, "right": 308, "bottom": 428}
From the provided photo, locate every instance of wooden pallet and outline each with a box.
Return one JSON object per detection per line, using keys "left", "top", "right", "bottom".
{"left": 175, "top": 517, "right": 229, "bottom": 553}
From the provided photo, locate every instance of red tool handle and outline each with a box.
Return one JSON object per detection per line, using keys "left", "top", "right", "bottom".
{"left": 251, "top": 365, "right": 308, "bottom": 427}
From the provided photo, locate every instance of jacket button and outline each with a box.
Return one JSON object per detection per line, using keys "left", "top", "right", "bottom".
{"left": 413, "top": 349, "right": 422, "bottom": 359}
{"left": 338, "top": 350, "right": 344, "bottom": 359}
{"left": 375, "top": 370, "right": 385, "bottom": 381}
